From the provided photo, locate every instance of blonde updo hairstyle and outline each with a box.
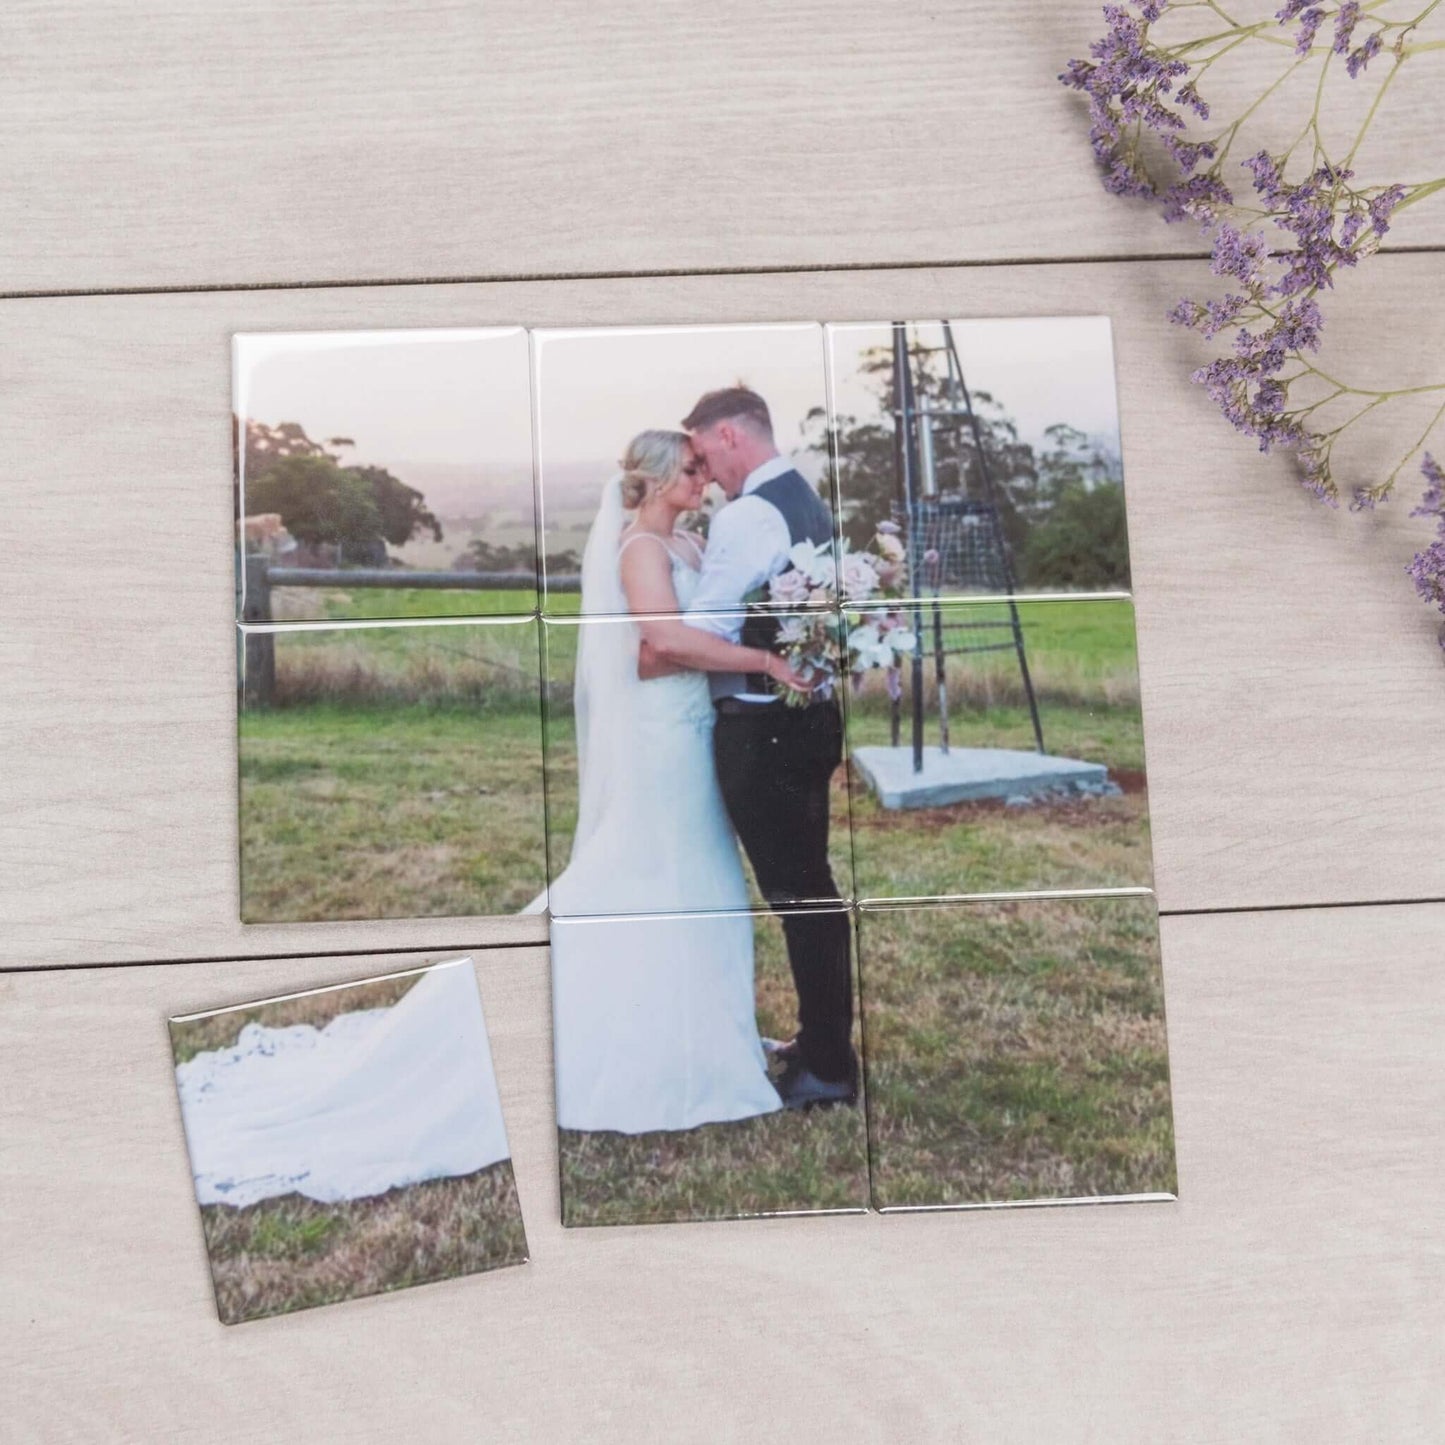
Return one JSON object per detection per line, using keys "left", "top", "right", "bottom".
{"left": 619, "top": 429, "right": 694, "bottom": 511}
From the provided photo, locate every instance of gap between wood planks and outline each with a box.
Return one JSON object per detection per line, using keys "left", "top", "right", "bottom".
{"left": 2, "top": 243, "right": 1443, "bottom": 302}
{"left": 3, "top": 894, "right": 1444, "bottom": 975}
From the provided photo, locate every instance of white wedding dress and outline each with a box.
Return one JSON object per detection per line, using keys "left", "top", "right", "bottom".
{"left": 547, "top": 477, "right": 782, "bottom": 1134}
{"left": 175, "top": 959, "right": 512, "bottom": 1207}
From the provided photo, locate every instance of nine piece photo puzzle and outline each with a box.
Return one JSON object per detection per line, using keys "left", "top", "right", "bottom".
{"left": 194, "top": 317, "right": 1176, "bottom": 1301}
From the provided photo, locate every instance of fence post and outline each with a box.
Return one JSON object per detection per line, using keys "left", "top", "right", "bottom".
{"left": 241, "top": 554, "right": 275, "bottom": 708}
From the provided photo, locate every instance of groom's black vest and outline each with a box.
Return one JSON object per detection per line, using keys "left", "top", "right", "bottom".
{"left": 738, "top": 470, "right": 834, "bottom": 697}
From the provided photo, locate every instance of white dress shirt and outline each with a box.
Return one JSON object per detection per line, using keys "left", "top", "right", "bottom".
{"left": 686, "top": 455, "right": 798, "bottom": 703}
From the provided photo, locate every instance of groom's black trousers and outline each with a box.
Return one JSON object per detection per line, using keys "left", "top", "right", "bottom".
{"left": 712, "top": 697, "right": 856, "bottom": 1085}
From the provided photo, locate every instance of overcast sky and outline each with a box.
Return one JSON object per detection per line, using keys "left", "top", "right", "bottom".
{"left": 533, "top": 323, "right": 828, "bottom": 473}
{"left": 828, "top": 316, "right": 1121, "bottom": 451}
{"left": 234, "top": 318, "right": 1120, "bottom": 519}
{"left": 234, "top": 327, "right": 534, "bottom": 469}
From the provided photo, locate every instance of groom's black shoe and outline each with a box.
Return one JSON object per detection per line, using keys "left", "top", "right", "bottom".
{"left": 775, "top": 1058, "right": 857, "bottom": 1111}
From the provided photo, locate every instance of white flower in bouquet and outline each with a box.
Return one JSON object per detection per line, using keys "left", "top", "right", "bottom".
{"left": 745, "top": 529, "right": 921, "bottom": 704}
{"left": 772, "top": 611, "right": 839, "bottom": 707}
{"left": 848, "top": 613, "right": 917, "bottom": 672}
{"left": 788, "top": 540, "right": 837, "bottom": 590}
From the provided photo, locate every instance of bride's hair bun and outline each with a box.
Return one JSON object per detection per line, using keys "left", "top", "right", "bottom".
{"left": 619, "top": 429, "right": 693, "bottom": 510}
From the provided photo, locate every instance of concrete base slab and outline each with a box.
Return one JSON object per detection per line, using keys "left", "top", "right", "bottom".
{"left": 852, "top": 745, "right": 1111, "bottom": 810}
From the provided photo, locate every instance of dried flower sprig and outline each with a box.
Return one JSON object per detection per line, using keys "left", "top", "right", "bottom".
{"left": 1063, "top": 0, "right": 1445, "bottom": 645}
{"left": 1408, "top": 453, "right": 1445, "bottom": 612}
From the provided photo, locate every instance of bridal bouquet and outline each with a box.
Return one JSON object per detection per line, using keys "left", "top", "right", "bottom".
{"left": 754, "top": 524, "right": 916, "bottom": 706}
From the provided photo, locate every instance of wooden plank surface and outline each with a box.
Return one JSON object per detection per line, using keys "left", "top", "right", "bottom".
{"left": 4, "top": 0, "right": 1445, "bottom": 294}
{"left": 5, "top": 1, "right": 1443, "bottom": 1432}
{"left": 1, "top": 904, "right": 1440, "bottom": 1442}
{"left": 3, "top": 257, "right": 1443, "bottom": 969}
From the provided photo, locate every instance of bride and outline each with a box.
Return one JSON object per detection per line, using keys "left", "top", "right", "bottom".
{"left": 549, "top": 430, "right": 805, "bottom": 1135}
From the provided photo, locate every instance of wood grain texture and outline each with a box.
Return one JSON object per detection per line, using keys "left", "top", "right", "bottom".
{"left": 1, "top": 907, "right": 1440, "bottom": 1442}
{"left": 3, "top": 0, "right": 1444, "bottom": 294}
{"left": 3, "top": 257, "right": 1443, "bottom": 969}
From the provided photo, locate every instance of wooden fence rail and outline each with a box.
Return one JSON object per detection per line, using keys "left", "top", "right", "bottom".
{"left": 239, "top": 555, "right": 579, "bottom": 707}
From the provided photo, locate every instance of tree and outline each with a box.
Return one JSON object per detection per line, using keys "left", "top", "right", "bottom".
{"left": 346, "top": 465, "right": 442, "bottom": 549}
{"left": 460, "top": 537, "right": 580, "bottom": 576}
{"left": 237, "top": 418, "right": 443, "bottom": 562}
{"left": 805, "top": 342, "right": 1040, "bottom": 556}
{"left": 246, "top": 455, "right": 384, "bottom": 560}
{"left": 1035, "top": 423, "right": 1119, "bottom": 505}
{"left": 1019, "top": 481, "right": 1130, "bottom": 590}
{"left": 810, "top": 341, "right": 1130, "bottom": 590}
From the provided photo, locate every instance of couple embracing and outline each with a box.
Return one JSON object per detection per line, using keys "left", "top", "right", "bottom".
{"left": 549, "top": 387, "right": 859, "bottom": 1134}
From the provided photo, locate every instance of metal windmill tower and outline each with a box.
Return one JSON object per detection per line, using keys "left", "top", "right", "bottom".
{"left": 888, "top": 320, "right": 1045, "bottom": 772}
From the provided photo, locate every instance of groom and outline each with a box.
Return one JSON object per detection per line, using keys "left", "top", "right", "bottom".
{"left": 648, "top": 385, "right": 857, "bottom": 1110}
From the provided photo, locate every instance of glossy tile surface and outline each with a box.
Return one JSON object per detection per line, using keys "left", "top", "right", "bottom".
{"left": 826, "top": 318, "right": 1129, "bottom": 603}
{"left": 168, "top": 957, "right": 528, "bottom": 1323}
{"left": 237, "top": 619, "right": 546, "bottom": 922}
{"left": 857, "top": 896, "right": 1176, "bottom": 1211}
{"left": 845, "top": 597, "right": 1153, "bottom": 900}
{"left": 551, "top": 908, "right": 868, "bottom": 1226}
{"left": 532, "top": 323, "right": 836, "bottom": 615}
{"left": 235, "top": 328, "right": 537, "bottom": 622}
{"left": 541, "top": 613, "right": 853, "bottom": 916}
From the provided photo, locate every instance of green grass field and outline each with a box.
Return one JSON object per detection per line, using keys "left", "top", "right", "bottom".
{"left": 197, "top": 1163, "right": 528, "bottom": 1324}
{"left": 555, "top": 599, "right": 1165, "bottom": 1220}
{"left": 238, "top": 621, "right": 546, "bottom": 922}
{"left": 858, "top": 895, "right": 1177, "bottom": 1208}
{"left": 271, "top": 583, "right": 578, "bottom": 623}
{"left": 235, "top": 590, "right": 1171, "bottom": 1218}
{"left": 273, "top": 583, "right": 541, "bottom": 622}
{"left": 557, "top": 890, "right": 1175, "bottom": 1222}
{"left": 844, "top": 598, "right": 1150, "bottom": 899}
{"left": 170, "top": 978, "right": 529, "bottom": 1324}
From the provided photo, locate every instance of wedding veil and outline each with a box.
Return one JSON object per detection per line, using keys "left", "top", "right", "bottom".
{"left": 568, "top": 473, "right": 640, "bottom": 869}
{"left": 522, "top": 474, "right": 639, "bottom": 914}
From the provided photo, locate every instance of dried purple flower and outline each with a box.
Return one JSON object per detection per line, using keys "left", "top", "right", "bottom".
{"left": 1346, "top": 32, "right": 1382, "bottom": 78}
{"left": 1297, "top": 443, "right": 1339, "bottom": 506}
{"left": 1340, "top": 209, "right": 1366, "bottom": 249}
{"left": 1407, "top": 540, "right": 1445, "bottom": 608}
{"left": 1333, "top": 2, "right": 1362, "bottom": 55}
{"left": 1245, "top": 150, "right": 1287, "bottom": 207}
{"left": 1413, "top": 453, "right": 1445, "bottom": 520}
{"left": 1210, "top": 223, "right": 1269, "bottom": 287}
{"left": 1163, "top": 135, "right": 1217, "bottom": 171}
{"left": 1290, "top": 7, "right": 1327, "bottom": 57}
{"left": 1162, "top": 173, "right": 1234, "bottom": 224}
{"left": 1176, "top": 81, "right": 1209, "bottom": 120}
{"left": 1066, "top": 0, "right": 1444, "bottom": 593}
{"left": 1407, "top": 457, "right": 1445, "bottom": 645}
{"left": 1060, "top": 2, "right": 1194, "bottom": 200}
{"left": 1369, "top": 184, "right": 1407, "bottom": 236}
